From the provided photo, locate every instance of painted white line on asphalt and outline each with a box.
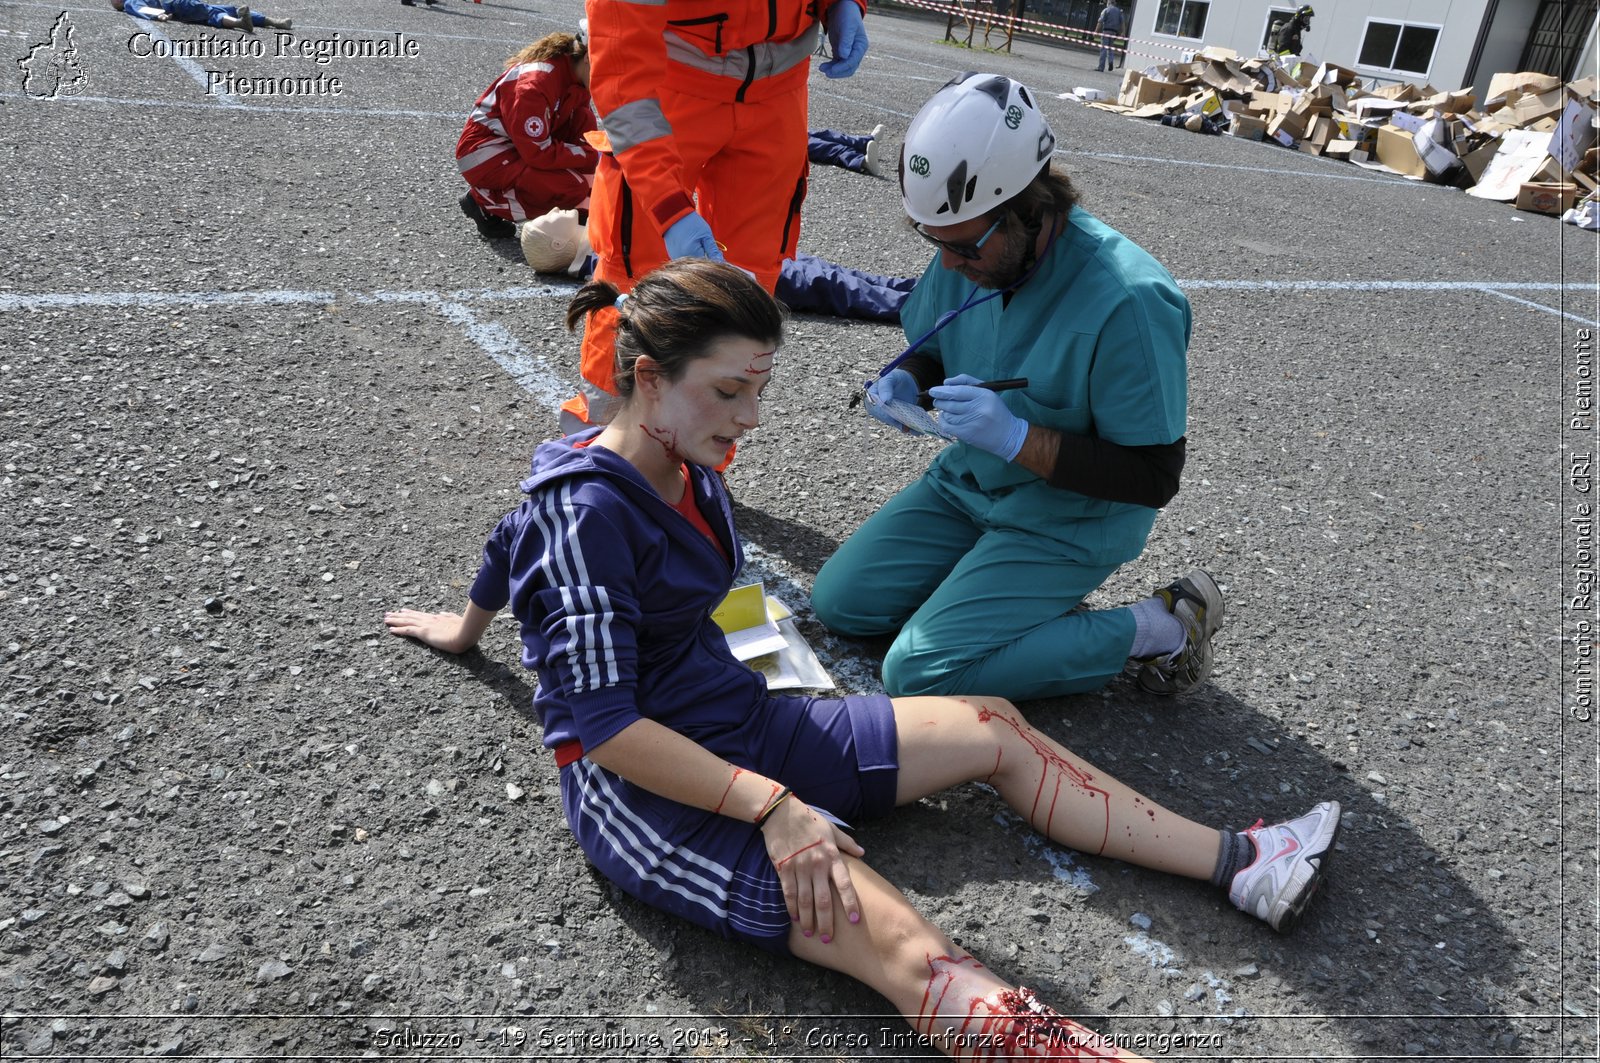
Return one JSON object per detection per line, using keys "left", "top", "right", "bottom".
{"left": 3, "top": 280, "right": 1590, "bottom": 314}
{"left": 812, "top": 87, "right": 1413, "bottom": 186}
{"left": 133, "top": 18, "right": 239, "bottom": 106}
{"left": 1477, "top": 288, "right": 1600, "bottom": 328}
{"left": 0, "top": 289, "right": 338, "bottom": 311}
{"left": 810, "top": 87, "right": 917, "bottom": 120}
{"left": 1060, "top": 147, "right": 1409, "bottom": 185}
{"left": 433, "top": 300, "right": 571, "bottom": 409}
{"left": 1178, "top": 279, "right": 1580, "bottom": 291}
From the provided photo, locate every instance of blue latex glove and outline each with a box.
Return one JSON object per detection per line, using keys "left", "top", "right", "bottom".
{"left": 662, "top": 212, "right": 725, "bottom": 262}
{"left": 864, "top": 368, "right": 918, "bottom": 430}
{"left": 818, "top": 2, "right": 868, "bottom": 79}
{"left": 929, "top": 373, "right": 1030, "bottom": 460}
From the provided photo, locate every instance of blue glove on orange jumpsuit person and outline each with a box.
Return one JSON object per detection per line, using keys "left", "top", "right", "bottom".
{"left": 662, "top": 212, "right": 725, "bottom": 262}
{"left": 819, "top": 2, "right": 868, "bottom": 78}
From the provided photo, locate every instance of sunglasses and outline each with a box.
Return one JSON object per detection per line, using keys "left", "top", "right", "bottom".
{"left": 912, "top": 216, "right": 1003, "bottom": 261}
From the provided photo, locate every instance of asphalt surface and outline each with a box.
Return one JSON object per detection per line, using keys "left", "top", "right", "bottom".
{"left": 2, "top": 0, "right": 1598, "bottom": 1059}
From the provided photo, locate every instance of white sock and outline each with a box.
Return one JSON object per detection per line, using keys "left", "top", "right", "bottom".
{"left": 1127, "top": 596, "right": 1185, "bottom": 660}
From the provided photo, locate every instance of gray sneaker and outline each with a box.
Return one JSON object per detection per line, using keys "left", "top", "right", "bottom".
{"left": 1229, "top": 801, "right": 1341, "bottom": 932}
{"left": 1136, "top": 568, "right": 1223, "bottom": 695}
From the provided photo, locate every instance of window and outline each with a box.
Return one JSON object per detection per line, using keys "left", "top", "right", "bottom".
{"left": 1262, "top": 7, "right": 1295, "bottom": 49}
{"left": 1154, "top": 0, "right": 1208, "bottom": 39}
{"left": 1358, "top": 19, "right": 1440, "bottom": 76}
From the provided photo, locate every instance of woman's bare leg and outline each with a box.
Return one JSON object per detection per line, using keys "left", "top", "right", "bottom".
{"left": 790, "top": 856, "right": 1150, "bottom": 1061}
{"left": 890, "top": 695, "right": 1220, "bottom": 880}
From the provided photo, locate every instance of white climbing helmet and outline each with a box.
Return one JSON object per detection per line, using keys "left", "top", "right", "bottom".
{"left": 520, "top": 208, "right": 586, "bottom": 273}
{"left": 899, "top": 72, "right": 1057, "bottom": 226}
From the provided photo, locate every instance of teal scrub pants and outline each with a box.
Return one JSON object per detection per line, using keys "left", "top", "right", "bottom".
{"left": 813, "top": 475, "right": 1139, "bottom": 700}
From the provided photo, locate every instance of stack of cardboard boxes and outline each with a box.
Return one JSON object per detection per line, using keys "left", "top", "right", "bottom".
{"left": 1094, "top": 49, "right": 1598, "bottom": 218}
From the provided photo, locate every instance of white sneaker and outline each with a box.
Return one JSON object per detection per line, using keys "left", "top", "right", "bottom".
{"left": 863, "top": 135, "right": 881, "bottom": 176}
{"left": 1229, "top": 801, "right": 1340, "bottom": 932}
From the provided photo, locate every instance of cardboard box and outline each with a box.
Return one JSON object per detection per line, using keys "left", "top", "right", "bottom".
{"left": 1250, "top": 91, "right": 1289, "bottom": 114}
{"left": 1375, "top": 123, "right": 1429, "bottom": 178}
{"left": 1352, "top": 96, "right": 1412, "bottom": 119}
{"left": 1373, "top": 82, "right": 1421, "bottom": 102}
{"left": 1413, "top": 118, "right": 1461, "bottom": 176}
{"left": 1573, "top": 147, "right": 1600, "bottom": 192}
{"left": 1268, "top": 109, "right": 1309, "bottom": 141}
{"left": 1515, "top": 181, "right": 1581, "bottom": 214}
{"left": 1119, "top": 72, "right": 1182, "bottom": 109}
{"left": 1325, "top": 138, "right": 1362, "bottom": 159}
{"left": 1509, "top": 86, "right": 1570, "bottom": 125}
{"left": 1418, "top": 89, "right": 1477, "bottom": 114}
{"left": 1388, "top": 111, "right": 1426, "bottom": 134}
{"left": 1187, "top": 90, "right": 1229, "bottom": 119}
{"left": 1227, "top": 113, "right": 1267, "bottom": 140}
{"left": 1311, "top": 62, "right": 1362, "bottom": 87}
{"left": 1548, "top": 97, "right": 1599, "bottom": 172}
{"left": 1486, "top": 71, "right": 1564, "bottom": 111}
{"left": 1467, "top": 127, "right": 1557, "bottom": 200}
{"left": 1195, "top": 60, "right": 1255, "bottom": 97}
{"left": 1461, "top": 137, "right": 1501, "bottom": 183}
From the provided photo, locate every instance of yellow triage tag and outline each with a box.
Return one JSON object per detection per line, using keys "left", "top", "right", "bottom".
{"left": 711, "top": 582, "right": 767, "bottom": 635}
{"left": 712, "top": 583, "right": 789, "bottom": 662}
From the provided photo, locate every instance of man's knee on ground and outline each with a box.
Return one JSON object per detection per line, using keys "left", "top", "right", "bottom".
{"left": 811, "top": 561, "right": 893, "bottom": 637}
{"left": 882, "top": 640, "right": 978, "bottom": 698}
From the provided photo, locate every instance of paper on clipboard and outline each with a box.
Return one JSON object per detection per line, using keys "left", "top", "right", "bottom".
{"left": 874, "top": 398, "right": 957, "bottom": 440}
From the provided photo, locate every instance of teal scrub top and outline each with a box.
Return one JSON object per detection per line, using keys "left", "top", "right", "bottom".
{"left": 901, "top": 206, "right": 1191, "bottom": 564}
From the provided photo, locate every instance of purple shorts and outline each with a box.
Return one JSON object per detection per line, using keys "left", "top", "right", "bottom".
{"left": 560, "top": 694, "right": 899, "bottom": 954}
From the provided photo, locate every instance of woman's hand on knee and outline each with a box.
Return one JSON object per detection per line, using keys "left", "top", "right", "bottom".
{"left": 761, "top": 801, "right": 864, "bottom": 943}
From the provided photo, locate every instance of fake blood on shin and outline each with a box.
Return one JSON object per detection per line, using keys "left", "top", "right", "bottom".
{"left": 975, "top": 705, "right": 1113, "bottom": 852}
{"left": 916, "top": 957, "right": 1124, "bottom": 1060}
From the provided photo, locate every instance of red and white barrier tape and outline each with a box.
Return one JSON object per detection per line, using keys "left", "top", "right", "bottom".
{"left": 879, "top": 0, "right": 1195, "bottom": 68}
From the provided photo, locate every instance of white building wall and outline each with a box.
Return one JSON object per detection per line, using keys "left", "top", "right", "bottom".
{"left": 1470, "top": 0, "right": 1543, "bottom": 95}
{"left": 1134, "top": 0, "right": 1499, "bottom": 92}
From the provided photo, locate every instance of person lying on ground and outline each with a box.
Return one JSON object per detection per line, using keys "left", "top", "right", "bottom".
{"left": 809, "top": 125, "right": 886, "bottom": 176}
{"left": 384, "top": 258, "right": 1343, "bottom": 1059}
{"left": 519, "top": 207, "right": 914, "bottom": 323}
{"left": 110, "top": 0, "right": 290, "bottom": 31}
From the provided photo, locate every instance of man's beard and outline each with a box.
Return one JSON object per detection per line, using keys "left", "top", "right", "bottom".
{"left": 958, "top": 227, "right": 1030, "bottom": 290}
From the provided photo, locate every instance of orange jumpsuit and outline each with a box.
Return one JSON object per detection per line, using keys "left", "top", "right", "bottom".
{"left": 561, "top": 0, "right": 868, "bottom": 429}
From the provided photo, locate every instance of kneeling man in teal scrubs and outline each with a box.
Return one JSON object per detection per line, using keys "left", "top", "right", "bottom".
{"left": 815, "top": 72, "right": 1219, "bottom": 703}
